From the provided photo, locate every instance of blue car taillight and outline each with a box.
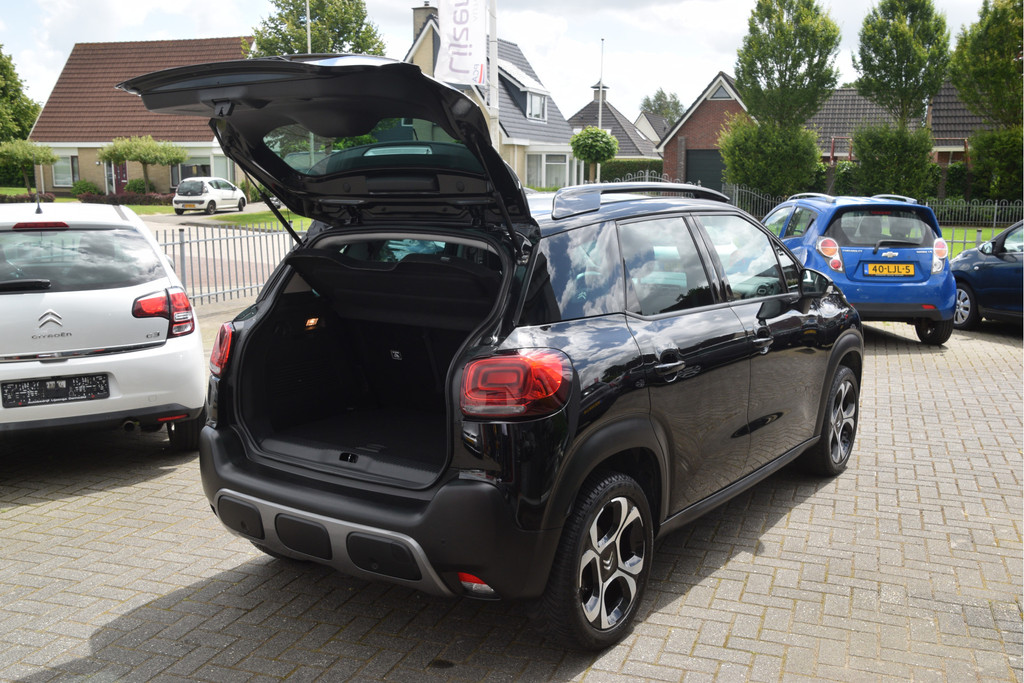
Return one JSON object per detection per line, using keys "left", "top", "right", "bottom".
{"left": 816, "top": 237, "right": 844, "bottom": 272}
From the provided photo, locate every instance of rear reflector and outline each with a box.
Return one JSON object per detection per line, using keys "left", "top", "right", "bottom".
{"left": 458, "top": 573, "right": 497, "bottom": 596}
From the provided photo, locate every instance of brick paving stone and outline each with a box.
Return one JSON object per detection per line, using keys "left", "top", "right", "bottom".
{"left": 0, "top": 319, "right": 1020, "bottom": 681}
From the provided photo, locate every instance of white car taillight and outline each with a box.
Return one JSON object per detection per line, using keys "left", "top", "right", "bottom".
{"left": 132, "top": 286, "right": 195, "bottom": 337}
{"left": 932, "top": 237, "right": 948, "bottom": 273}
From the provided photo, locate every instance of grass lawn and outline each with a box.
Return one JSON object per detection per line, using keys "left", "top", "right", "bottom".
{"left": 944, "top": 225, "right": 1001, "bottom": 257}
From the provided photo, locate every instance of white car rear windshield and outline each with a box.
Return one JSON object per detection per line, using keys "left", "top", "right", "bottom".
{"left": 0, "top": 229, "right": 164, "bottom": 292}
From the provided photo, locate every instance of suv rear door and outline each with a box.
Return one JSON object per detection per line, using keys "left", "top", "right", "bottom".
{"left": 617, "top": 215, "right": 752, "bottom": 511}
{"left": 826, "top": 207, "right": 939, "bottom": 285}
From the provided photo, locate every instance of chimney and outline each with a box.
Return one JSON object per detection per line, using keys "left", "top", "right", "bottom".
{"left": 592, "top": 81, "right": 609, "bottom": 102}
{"left": 413, "top": 2, "right": 438, "bottom": 40}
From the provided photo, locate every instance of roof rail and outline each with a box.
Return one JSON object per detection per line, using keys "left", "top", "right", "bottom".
{"left": 550, "top": 182, "right": 728, "bottom": 220}
{"left": 871, "top": 194, "right": 918, "bottom": 204}
{"left": 787, "top": 192, "right": 836, "bottom": 203}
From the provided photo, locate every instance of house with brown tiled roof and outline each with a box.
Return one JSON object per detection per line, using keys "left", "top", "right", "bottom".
{"left": 928, "top": 81, "right": 994, "bottom": 164}
{"left": 29, "top": 37, "right": 250, "bottom": 195}
{"left": 805, "top": 88, "right": 921, "bottom": 162}
{"left": 568, "top": 83, "right": 660, "bottom": 163}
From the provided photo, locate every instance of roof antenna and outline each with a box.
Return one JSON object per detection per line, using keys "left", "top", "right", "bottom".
{"left": 35, "top": 193, "right": 42, "bottom": 214}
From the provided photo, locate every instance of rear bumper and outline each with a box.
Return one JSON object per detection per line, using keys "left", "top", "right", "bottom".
{"left": 854, "top": 302, "right": 950, "bottom": 322}
{"left": 199, "top": 426, "right": 562, "bottom": 600}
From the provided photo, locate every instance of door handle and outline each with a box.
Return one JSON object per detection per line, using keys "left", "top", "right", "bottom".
{"left": 655, "top": 359, "right": 686, "bottom": 376}
{"left": 752, "top": 333, "right": 773, "bottom": 353}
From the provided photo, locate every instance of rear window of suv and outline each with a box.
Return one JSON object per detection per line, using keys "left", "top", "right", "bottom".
{"left": 826, "top": 209, "right": 935, "bottom": 248}
{"left": 0, "top": 229, "right": 164, "bottom": 292}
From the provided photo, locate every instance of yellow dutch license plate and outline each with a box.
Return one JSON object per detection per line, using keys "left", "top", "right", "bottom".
{"left": 865, "top": 263, "right": 915, "bottom": 276}
{"left": 184, "top": 203, "right": 197, "bottom": 208}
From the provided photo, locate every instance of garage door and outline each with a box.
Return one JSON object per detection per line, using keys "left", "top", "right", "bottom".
{"left": 686, "top": 150, "right": 725, "bottom": 190}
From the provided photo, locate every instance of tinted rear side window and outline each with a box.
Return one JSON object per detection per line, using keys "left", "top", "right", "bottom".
{"left": 826, "top": 209, "right": 936, "bottom": 248}
{"left": 0, "top": 229, "right": 164, "bottom": 292}
{"left": 521, "top": 223, "right": 624, "bottom": 324}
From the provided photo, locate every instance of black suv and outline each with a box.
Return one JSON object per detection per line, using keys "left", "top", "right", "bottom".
{"left": 122, "top": 56, "right": 864, "bottom": 649}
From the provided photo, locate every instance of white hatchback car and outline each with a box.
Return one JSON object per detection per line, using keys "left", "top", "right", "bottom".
{"left": 0, "top": 203, "right": 207, "bottom": 449}
{"left": 173, "top": 176, "right": 246, "bottom": 215}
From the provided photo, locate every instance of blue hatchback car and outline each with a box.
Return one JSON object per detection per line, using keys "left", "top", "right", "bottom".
{"left": 763, "top": 194, "right": 955, "bottom": 345}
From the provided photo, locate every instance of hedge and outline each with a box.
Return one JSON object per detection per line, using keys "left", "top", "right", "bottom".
{"left": 78, "top": 191, "right": 173, "bottom": 206}
{"left": 0, "top": 193, "right": 55, "bottom": 203}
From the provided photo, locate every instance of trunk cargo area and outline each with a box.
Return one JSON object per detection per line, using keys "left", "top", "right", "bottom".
{"left": 236, "top": 245, "right": 504, "bottom": 488}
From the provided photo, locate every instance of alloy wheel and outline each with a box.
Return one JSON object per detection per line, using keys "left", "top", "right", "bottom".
{"left": 827, "top": 378, "right": 857, "bottom": 465}
{"left": 577, "top": 495, "right": 646, "bottom": 630}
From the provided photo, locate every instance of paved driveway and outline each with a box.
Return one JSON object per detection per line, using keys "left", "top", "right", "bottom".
{"left": 1, "top": 321, "right": 1020, "bottom": 681}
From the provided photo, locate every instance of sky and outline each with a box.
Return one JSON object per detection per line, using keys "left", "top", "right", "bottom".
{"left": 2, "top": 0, "right": 986, "bottom": 125}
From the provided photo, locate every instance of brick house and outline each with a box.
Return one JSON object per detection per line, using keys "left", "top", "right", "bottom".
{"left": 29, "top": 37, "right": 250, "bottom": 196}
{"left": 567, "top": 83, "right": 660, "bottom": 163}
{"left": 655, "top": 72, "right": 745, "bottom": 190}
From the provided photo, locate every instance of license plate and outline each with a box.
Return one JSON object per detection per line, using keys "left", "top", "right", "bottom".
{"left": 865, "top": 263, "right": 915, "bottom": 276}
{"left": 184, "top": 203, "right": 197, "bottom": 208}
{"left": 1, "top": 374, "right": 109, "bottom": 408}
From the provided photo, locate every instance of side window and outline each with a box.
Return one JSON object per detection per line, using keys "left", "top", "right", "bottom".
{"left": 787, "top": 208, "right": 817, "bottom": 238}
{"left": 762, "top": 207, "right": 792, "bottom": 237}
{"left": 776, "top": 246, "right": 802, "bottom": 294}
{"left": 521, "top": 222, "right": 624, "bottom": 324}
{"left": 619, "top": 217, "right": 714, "bottom": 316}
{"left": 1004, "top": 226, "right": 1023, "bottom": 253}
{"left": 700, "top": 214, "right": 786, "bottom": 300}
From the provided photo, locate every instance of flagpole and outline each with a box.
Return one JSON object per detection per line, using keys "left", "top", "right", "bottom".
{"left": 597, "top": 38, "right": 604, "bottom": 182}
{"left": 488, "top": 0, "right": 499, "bottom": 151}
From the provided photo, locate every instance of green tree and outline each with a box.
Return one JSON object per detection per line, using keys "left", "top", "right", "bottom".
{"left": 640, "top": 88, "right": 684, "bottom": 123}
{"left": 949, "top": 0, "right": 1023, "bottom": 129}
{"left": 247, "top": 0, "right": 386, "bottom": 57}
{"left": 851, "top": 124, "right": 934, "bottom": 196}
{"left": 98, "top": 136, "right": 189, "bottom": 191}
{"left": 853, "top": 0, "right": 950, "bottom": 129}
{"left": 970, "top": 127, "right": 1024, "bottom": 200}
{"left": 0, "top": 46, "right": 40, "bottom": 142}
{"left": 570, "top": 127, "right": 619, "bottom": 182}
{"left": 719, "top": 113, "right": 821, "bottom": 196}
{"left": 734, "top": 0, "right": 841, "bottom": 129}
{"left": 0, "top": 139, "right": 57, "bottom": 194}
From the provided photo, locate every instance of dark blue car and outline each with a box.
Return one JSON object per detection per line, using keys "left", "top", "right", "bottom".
{"left": 950, "top": 220, "right": 1022, "bottom": 330}
{"left": 763, "top": 194, "right": 956, "bottom": 345}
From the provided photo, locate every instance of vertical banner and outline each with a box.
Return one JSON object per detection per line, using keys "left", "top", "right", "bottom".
{"left": 436, "top": 0, "right": 488, "bottom": 86}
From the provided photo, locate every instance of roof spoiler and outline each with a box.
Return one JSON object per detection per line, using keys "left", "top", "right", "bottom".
{"left": 551, "top": 182, "right": 729, "bottom": 220}
{"left": 787, "top": 192, "right": 836, "bottom": 203}
{"left": 871, "top": 194, "right": 918, "bottom": 204}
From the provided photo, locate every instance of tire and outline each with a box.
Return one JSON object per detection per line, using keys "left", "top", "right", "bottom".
{"left": 915, "top": 318, "right": 954, "bottom": 345}
{"left": 204, "top": 201, "right": 216, "bottom": 215}
{"left": 801, "top": 365, "right": 858, "bottom": 477}
{"left": 167, "top": 407, "right": 205, "bottom": 451}
{"left": 174, "top": 208, "right": 184, "bottom": 215}
{"left": 953, "top": 282, "right": 980, "bottom": 330}
{"left": 534, "top": 472, "right": 653, "bottom": 650}
{"left": 237, "top": 197, "right": 246, "bottom": 211}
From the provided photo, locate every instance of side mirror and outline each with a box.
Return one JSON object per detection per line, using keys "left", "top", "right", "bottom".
{"left": 801, "top": 268, "right": 834, "bottom": 297}
{"left": 979, "top": 241, "right": 994, "bottom": 255}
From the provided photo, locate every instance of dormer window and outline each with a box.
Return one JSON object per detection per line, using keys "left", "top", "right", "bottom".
{"left": 527, "top": 92, "right": 547, "bottom": 121}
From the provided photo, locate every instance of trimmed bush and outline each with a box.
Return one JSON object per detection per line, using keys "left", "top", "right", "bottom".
{"left": 0, "top": 192, "right": 55, "bottom": 203}
{"left": 603, "top": 159, "right": 664, "bottom": 182}
{"left": 851, "top": 125, "right": 934, "bottom": 198}
{"left": 970, "top": 126, "right": 1023, "bottom": 201}
{"left": 124, "top": 178, "right": 156, "bottom": 193}
{"left": 71, "top": 180, "right": 101, "bottom": 197}
{"left": 78, "top": 191, "right": 173, "bottom": 206}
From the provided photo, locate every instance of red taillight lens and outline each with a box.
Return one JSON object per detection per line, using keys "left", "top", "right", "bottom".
{"left": 461, "top": 349, "right": 572, "bottom": 418}
{"left": 132, "top": 287, "right": 195, "bottom": 337}
{"left": 209, "top": 323, "right": 233, "bottom": 377}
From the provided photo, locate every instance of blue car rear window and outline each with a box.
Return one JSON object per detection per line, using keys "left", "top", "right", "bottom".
{"left": 826, "top": 209, "right": 935, "bottom": 248}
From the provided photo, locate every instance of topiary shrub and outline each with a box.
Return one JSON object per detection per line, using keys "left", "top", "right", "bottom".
{"left": 124, "top": 178, "right": 156, "bottom": 193}
{"left": 71, "top": 180, "right": 101, "bottom": 197}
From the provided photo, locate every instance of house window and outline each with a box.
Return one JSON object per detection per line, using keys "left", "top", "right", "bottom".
{"left": 526, "top": 153, "right": 568, "bottom": 189}
{"left": 52, "top": 156, "right": 79, "bottom": 187}
{"left": 527, "top": 92, "right": 547, "bottom": 121}
{"left": 710, "top": 85, "right": 732, "bottom": 100}
{"left": 172, "top": 157, "right": 212, "bottom": 186}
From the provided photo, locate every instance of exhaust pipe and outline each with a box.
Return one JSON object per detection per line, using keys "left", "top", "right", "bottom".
{"left": 122, "top": 420, "right": 140, "bottom": 432}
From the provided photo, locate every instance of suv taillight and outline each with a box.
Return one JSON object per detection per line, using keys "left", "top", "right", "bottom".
{"left": 461, "top": 349, "right": 572, "bottom": 418}
{"left": 132, "top": 286, "right": 195, "bottom": 337}
{"left": 209, "top": 323, "right": 233, "bottom": 377}
{"left": 932, "top": 237, "right": 948, "bottom": 273}
{"left": 816, "top": 237, "right": 844, "bottom": 272}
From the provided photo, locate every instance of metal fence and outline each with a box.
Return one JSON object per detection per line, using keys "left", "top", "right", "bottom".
{"left": 154, "top": 222, "right": 307, "bottom": 306}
